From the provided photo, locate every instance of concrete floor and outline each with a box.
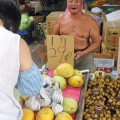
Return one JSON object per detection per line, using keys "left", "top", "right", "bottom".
{"left": 29, "top": 42, "right": 43, "bottom": 68}
{"left": 29, "top": 40, "right": 47, "bottom": 69}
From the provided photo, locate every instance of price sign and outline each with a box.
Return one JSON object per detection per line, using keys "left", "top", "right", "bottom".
{"left": 117, "top": 38, "right": 120, "bottom": 74}
{"left": 47, "top": 35, "right": 74, "bottom": 70}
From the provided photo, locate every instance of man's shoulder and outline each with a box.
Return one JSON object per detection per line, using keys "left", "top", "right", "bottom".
{"left": 82, "top": 12, "right": 93, "bottom": 20}
{"left": 82, "top": 12, "right": 97, "bottom": 24}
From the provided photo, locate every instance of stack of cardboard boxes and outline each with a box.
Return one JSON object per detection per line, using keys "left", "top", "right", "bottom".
{"left": 46, "top": 12, "right": 63, "bottom": 35}
{"left": 101, "top": 19, "right": 120, "bottom": 63}
{"left": 91, "top": 11, "right": 120, "bottom": 71}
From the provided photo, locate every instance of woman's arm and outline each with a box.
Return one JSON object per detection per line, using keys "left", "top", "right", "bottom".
{"left": 19, "top": 38, "right": 33, "bottom": 71}
{"left": 16, "top": 38, "right": 43, "bottom": 97}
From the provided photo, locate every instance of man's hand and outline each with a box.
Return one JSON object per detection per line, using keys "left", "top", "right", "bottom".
{"left": 74, "top": 51, "right": 83, "bottom": 60}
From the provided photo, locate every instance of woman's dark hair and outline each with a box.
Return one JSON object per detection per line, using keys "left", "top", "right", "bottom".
{"left": 0, "top": 0, "right": 21, "bottom": 33}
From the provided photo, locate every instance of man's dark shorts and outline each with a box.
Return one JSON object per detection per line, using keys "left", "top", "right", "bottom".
{"left": 74, "top": 53, "right": 96, "bottom": 72}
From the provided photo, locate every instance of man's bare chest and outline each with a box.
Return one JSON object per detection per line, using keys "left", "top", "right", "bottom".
{"left": 60, "top": 21, "right": 90, "bottom": 38}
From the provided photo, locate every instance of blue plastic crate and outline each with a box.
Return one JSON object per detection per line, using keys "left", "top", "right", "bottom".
{"left": 17, "top": 30, "right": 33, "bottom": 45}
{"left": 17, "top": 30, "right": 29, "bottom": 35}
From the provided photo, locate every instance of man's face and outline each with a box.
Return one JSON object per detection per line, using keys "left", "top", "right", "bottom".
{"left": 67, "top": 0, "right": 83, "bottom": 14}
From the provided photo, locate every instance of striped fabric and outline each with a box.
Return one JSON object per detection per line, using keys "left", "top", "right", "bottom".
{"left": 16, "top": 63, "right": 43, "bottom": 97}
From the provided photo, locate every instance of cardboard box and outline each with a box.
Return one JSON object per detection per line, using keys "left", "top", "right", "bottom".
{"left": 34, "top": 16, "right": 43, "bottom": 23}
{"left": 93, "top": 53, "right": 114, "bottom": 71}
{"left": 93, "top": 46, "right": 101, "bottom": 53}
{"left": 102, "top": 20, "right": 120, "bottom": 47}
{"left": 101, "top": 12, "right": 107, "bottom": 22}
{"left": 101, "top": 42, "right": 118, "bottom": 61}
{"left": 93, "top": 53, "right": 113, "bottom": 59}
{"left": 46, "top": 12, "right": 63, "bottom": 34}
{"left": 117, "top": 38, "right": 120, "bottom": 74}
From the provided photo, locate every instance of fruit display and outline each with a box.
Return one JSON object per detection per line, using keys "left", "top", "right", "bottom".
{"left": 68, "top": 75, "right": 84, "bottom": 87}
{"left": 19, "top": 62, "right": 120, "bottom": 120}
{"left": 36, "top": 107, "right": 54, "bottom": 120}
{"left": 56, "top": 63, "right": 74, "bottom": 78}
{"left": 53, "top": 69, "right": 59, "bottom": 76}
{"left": 54, "top": 63, "right": 84, "bottom": 88}
{"left": 22, "top": 108, "right": 35, "bottom": 120}
{"left": 20, "top": 63, "right": 85, "bottom": 120}
{"left": 55, "top": 112, "right": 73, "bottom": 120}
{"left": 73, "top": 69, "right": 83, "bottom": 77}
{"left": 63, "top": 97, "right": 78, "bottom": 114}
{"left": 22, "top": 64, "right": 120, "bottom": 120}
{"left": 83, "top": 70, "right": 120, "bottom": 120}
{"left": 52, "top": 76, "right": 67, "bottom": 90}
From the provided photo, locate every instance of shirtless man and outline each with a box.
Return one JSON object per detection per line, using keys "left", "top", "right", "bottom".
{"left": 52, "top": 0, "right": 100, "bottom": 72}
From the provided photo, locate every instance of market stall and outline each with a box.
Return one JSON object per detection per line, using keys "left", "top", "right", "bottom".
{"left": 15, "top": 1, "right": 120, "bottom": 120}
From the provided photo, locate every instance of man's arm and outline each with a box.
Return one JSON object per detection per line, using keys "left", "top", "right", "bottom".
{"left": 52, "top": 14, "right": 63, "bottom": 35}
{"left": 84, "top": 17, "right": 100, "bottom": 53}
{"left": 75, "top": 17, "right": 100, "bottom": 60}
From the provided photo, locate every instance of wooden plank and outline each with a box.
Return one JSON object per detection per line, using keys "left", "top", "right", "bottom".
{"left": 76, "top": 72, "right": 89, "bottom": 120}
{"left": 117, "top": 38, "right": 120, "bottom": 74}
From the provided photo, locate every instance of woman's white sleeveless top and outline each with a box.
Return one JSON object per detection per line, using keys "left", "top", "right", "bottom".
{"left": 0, "top": 26, "right": 22, "bottom": 120}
